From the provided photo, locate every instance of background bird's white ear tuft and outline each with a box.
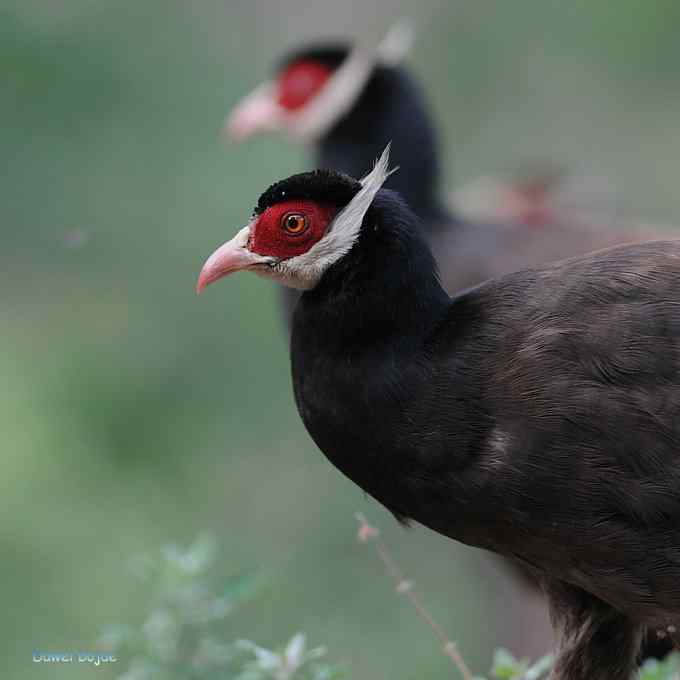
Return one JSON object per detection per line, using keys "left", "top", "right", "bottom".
{"left": 360, "top": 143, "right": 399, "bottom": 190}
{"left": 376, "top": 19, "right": 416, "bottom": 66}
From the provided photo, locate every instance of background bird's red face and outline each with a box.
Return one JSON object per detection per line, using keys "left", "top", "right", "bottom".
{"left": 275, "top": 60, "right": 333, "bottom": 111}
{"left": 250, "top": 200, "right": 338, "bottom": 260}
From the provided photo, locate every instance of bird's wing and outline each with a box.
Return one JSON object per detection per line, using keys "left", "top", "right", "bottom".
{"left": 459, "top": 241, "right": 680, "bottom": 620}
{"left": 487, "top": 239, "right": 680, "bottom": 486}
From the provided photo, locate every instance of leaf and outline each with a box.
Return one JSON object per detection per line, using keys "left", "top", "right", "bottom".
{"left": 284, "top": 633, "right": 306, "bottom": 670}
{"left": 639, "top": 652, "right": 680, "bottom": 680}
{"left": 523, "top": 654, "right": 554, "bottom": 680}
{"left": 236, "top": 639, "right": 282, "bottom": 672}
{"left": 160, "top": 533, "right": 218, "bottom": 578}
{"left": 492, "top": 648, "right": 526, "bottom": 679}
{"left": 310, "top": 665, "right": 346, "bottom": 680}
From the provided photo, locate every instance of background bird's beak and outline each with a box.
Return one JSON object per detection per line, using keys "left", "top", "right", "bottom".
{"left": 224, "top": 82, "right": 283, "bottom": 141}
{"left": 196, "top": 226, "right": 269, "bottom": 294}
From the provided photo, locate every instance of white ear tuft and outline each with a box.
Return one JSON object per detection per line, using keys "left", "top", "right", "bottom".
{"left": 376, "top": 19, "right": 416, "bottom": 66}
{"left": 270, "top": 145, "right": 396, "bottom": 290}
{"left": 331, "top": 144, "right": 395, "bottom": 242}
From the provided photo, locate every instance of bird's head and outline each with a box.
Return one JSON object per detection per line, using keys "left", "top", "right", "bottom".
{"left": 197, "top": 146, "right": 396, "bottom": 293}
{"left": 225, "top": 22, "right": 414, "bottom": 144}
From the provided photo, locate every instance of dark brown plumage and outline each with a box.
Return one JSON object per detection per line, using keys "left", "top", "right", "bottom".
{"left": 292, "top": 231, "right": 680, "bottom": 679}
{"left": 226, "top": 42, "right": 673, "bottom": 662}
{"left": 198, "top": 167, "right": 680, "bottom": 678}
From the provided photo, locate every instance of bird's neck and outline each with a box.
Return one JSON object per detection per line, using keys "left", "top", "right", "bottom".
{"left": 316, "top": 66, "right": 448, "bottom": 224}
{"left": 289, "top": 198, "right": 477, "bottom": 522}
{"left": 295, "top": 198, "right": 450, "bottom": 350}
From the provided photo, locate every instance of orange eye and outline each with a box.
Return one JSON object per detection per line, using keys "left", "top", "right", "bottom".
{"left": 282, "top": 213, "right": 308, "bottom": 235}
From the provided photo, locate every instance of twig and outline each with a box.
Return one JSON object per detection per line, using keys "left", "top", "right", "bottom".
{"left": 355, "top": 513, "right": 475, "bottom": 680}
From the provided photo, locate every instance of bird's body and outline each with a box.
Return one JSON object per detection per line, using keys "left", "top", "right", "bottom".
{"left": 197, "top": 155, "right": 680, "bottom": 677}
{"left": 289, "top": 205, "right": 680, "bottom": 679}
{"left": 238, "top": 50, "right": 669, "bottom": 660}
{"left": 293, "top": 224, "right": 680, "bottom": 630}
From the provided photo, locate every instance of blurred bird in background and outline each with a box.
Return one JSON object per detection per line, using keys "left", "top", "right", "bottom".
{"left": 222, "top": 21, "right": 670, "bottom": 660}
{"left": 450, "top": 164, "right": 615, "bottom": 228}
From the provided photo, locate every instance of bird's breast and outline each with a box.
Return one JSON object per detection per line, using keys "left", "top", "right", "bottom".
{"left": 290, "top": 344, "right": 496, "bottom": 532}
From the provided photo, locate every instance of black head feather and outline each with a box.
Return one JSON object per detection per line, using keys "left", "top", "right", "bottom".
{"left": 254, "top": 168, "right": 361, "bottom": 215}
{"left": 277, "top": 44, "right": 350, "bottom": 73}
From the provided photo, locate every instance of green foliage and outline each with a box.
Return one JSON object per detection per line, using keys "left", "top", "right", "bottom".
{"left": 100, "top": 535, "right": 343, "bottom": 680}
{"left": 473, "top": 648, "right": 554, "bottom": 680}
{"left": 639, "top": 652, "right": 680, "bottom": 680}
{"left": 100, "top": 536, "right": 680, "bottom": 680}
{"left": 233, "top": 635, "right": 344, "bottom": 680}
{"left": 474, "top": 647, "right": 680, "bottom": 680}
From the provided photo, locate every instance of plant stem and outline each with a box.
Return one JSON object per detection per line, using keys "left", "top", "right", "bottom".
{"left": 355, "top": 513, "right": 474, "bottom": 680}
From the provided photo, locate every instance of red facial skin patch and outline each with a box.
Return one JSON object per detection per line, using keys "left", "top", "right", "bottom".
{"left": 250, "top": 200, "right": 338, "bottom": 260}
{"left": 276, "top": 61, "right": 333, "bottom": 111}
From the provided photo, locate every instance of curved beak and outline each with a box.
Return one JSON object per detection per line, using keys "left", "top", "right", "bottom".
{"left": 196, "top": 225, "right": 271, "bottom": 294}
{"left": 223, "top": 82, "right": 284, "bottom": 141}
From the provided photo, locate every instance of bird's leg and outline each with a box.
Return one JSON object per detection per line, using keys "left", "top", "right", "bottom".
{"left": 544, "top": 579, "right": 642, "bottom": 680}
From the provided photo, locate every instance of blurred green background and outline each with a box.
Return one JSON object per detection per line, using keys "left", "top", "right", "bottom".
{"left": 2, "top": 1, "right": 680, "bottom": 678}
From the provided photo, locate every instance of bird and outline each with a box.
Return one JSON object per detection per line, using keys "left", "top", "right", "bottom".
{"left": 226, "top": 22, "right": 439, "bottom": 223}
{"left": 197, "top": 148, "right": 680, "bottom": 680}
{"left": 224, "top": 25, "right": 667, "bottom": 660}
{"left": 225, "top": 23, "right": 661, "bottom": 322}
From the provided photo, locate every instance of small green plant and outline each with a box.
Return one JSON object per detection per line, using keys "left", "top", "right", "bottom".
{"left": 101, "top": 529, "right": 680, "bottom": 680}
{"left": 638, "top": 653, "right": 680, "bottom": 680}
{"left": 474, "top": 648, "right": 554, "bottom": 680}
{"left": 233, "top": 634, "right": 343, "bottom": 680}
{"left": 474, "top": 647, "right": 680, "bottom": 680}
{"left": 100, "top": 534, "right": 342, "bottom": 680}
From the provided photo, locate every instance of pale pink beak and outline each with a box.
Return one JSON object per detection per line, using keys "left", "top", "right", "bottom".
{"left": 224, "top": 82, "right": 284, "bottom": 141}
{"left": 196, "top": 226, "right": 272, "bottom": 294}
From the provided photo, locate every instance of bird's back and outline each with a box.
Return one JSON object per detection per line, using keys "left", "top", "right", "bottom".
{"left": 425, "top": 240, "right": 680, "bottom": 625}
